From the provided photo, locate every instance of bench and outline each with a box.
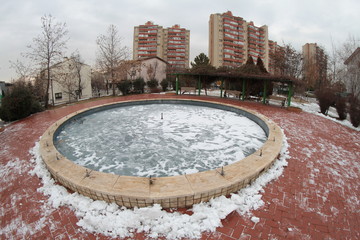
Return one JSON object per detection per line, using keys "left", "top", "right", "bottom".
{"left": 181, "top": 87, "right": 197, "bottom": 94}
{"left": 225, "top": 90, "right": 241, "bottom": 99}
{"left": 267, "top": 95, "right": 287, "bottom": 107}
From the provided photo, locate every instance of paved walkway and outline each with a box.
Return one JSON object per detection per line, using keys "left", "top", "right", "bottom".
{"left": 1, "top": 94, "right": 359, "bottom": 239}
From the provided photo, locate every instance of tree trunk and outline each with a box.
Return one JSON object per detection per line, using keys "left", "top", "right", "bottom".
{"left": 111, "top": 70, "right": 116, "bottom": 96}
{"left": 77, "top": 77, "right": 82, "bottom": 99}
{"left": 45, "top": 64, "right": 51, "bottom": 108}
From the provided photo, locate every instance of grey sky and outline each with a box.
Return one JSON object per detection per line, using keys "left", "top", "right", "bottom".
{"left": 1, "top": 0, "right": 359, "bottom": 82}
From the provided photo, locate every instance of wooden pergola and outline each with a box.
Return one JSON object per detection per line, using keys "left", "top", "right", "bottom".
{"left": 172, "top": 72, "right": 294, "bottom": 107}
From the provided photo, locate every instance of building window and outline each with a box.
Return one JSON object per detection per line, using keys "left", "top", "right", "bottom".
{"left": 55, "top": 92, "right": 62, "bottom": 99}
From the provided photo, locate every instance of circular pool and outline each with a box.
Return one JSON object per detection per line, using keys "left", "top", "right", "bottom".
{"left": 40, "top": 98, "right": 283, "bottom": 208}
{"left": 54, "top": 103, "right": 267, "bottom": 177}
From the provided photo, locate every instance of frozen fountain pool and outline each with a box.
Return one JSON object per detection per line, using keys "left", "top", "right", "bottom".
{"left": 41, "top": 98, "right": 283, "bottom": 208}
{"left": 54, "top": 102, "right": 267, "bottom": 177}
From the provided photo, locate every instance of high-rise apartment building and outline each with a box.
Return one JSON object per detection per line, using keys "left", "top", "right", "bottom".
{"left": 302, "top": 43, "right": 327, "bottom": 90}
{"left": 133, "top": 21, "right": 164, "bottom": 60}
{"left": 163, "top": 24, "right": 190, "bottom": 69}
{"left": 133, "top": 21, "right": 190, "bottom": 69}
{"left": 209, "top": 11, "right": 276, "bottom": 72}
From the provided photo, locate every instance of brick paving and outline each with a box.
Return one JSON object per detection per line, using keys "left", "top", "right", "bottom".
{"left": 1, "top": 94, "right": 359, "bottom": 239}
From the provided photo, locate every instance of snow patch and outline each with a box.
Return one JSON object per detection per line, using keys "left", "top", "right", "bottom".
{"left": 0, "top": 158, "right": 30, "bottom": 192}
{"left": 292, "top": 101, "right": 359, "bottom": 131}
{"left": 29, "top": 133, "right": 290, "bottom": 239}
{"left": 251, "top": 216, "right": 260, "bottom": 223}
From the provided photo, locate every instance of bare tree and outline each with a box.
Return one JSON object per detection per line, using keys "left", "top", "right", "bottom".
{"left": 115, "top": 60, "right": 143, "bottom": 82}
{"left": 126, "top": 60, "right": 143, "bottom": 81}
{"left": 33, "top": 75, "right": 48, "bottom": 102}
{"left": 91, "top": 71, "right": 106, "bottom": 96}
{"left": 337, "top": 35, "right": 359, "bottom": 62}
{"left": 146, "top": 62, "right": 158, "bottom": 81}
{"left": 96, "top": 24, "right": 129, "bottom": 96}
{"left": 25, "top": 14, "right": 68, "bottom": 108}
{"left": 9, "top": 59, "right": 32, "bottom": 81}
{"left": 270, "top": 43, "right": 303, "bottom": 79}
{"left": 328, "top": 36, "right": 340, "bottom": 84}
{"left": 340, "top": 36, "right": 360, "bottom": 98}
{"left": 329, "top": 35, "right": 359, "bottom": 85}
{"left": 71, "top": 51, "right": 85, "bottom": 99}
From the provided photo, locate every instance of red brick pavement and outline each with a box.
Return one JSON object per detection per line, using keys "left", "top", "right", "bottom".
{"left": 1, "top": 94, "right": 359, "bottom": 239}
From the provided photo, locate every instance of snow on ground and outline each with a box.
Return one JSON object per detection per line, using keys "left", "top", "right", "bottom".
{"left": 180, "top": 90, "right": 359, "bottom": 131}
{"left": 29, "top": 133, "right": 290, "bottom": 239}
{"left": 291, "top": 98, "right": 359, "bottom": 131}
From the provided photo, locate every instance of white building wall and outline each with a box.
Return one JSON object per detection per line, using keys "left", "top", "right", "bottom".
{"left": 80, "top": 64, "right": 92, "bottom": 99}
{"left": 48, "top": 58, "right": 92, "bottom": 105}
{"left": 127, "top": 57, "right": 167, "bottom": 83}
{"left": 344, "top": 49, "right": 360, "bottom": 98}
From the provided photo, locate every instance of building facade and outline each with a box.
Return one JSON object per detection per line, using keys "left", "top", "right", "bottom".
{"left": 41, "top": 57, "right": 92, "bottom": 105}
{"left": 302, "top": 43, "right": 327, "bottom": 90}
{"left": 133, "top": 21, "right": 190, "bottom": 69}
{"left": 125, "top": 57, "right": 168, "bottom": 83}
{"left": 209, "top": 11, "right": 274, "bottom": 71}
{"left": 133, "top": 21, "right": 164, "bottom": 60}
{"left": 163, "top": 24, "right": 190, "bottom": 69}
{"left": 344, "top": 47, "right": 360, "bottom": 98}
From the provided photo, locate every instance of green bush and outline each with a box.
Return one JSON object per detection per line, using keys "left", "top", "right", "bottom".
{"left": 147, "top": 79, "right": 159, "bottom": 89}
{"left": 117, "top": 80, "right": 132, "bottom": 96}
{"left": 0, "top": 81, "right": 42, "bottom": 122}
{"left": 132, "top": 78, "right": 146, "bottom": 93}
{"left": 349, "top": 97, "right": 360, "bottom": 127}
{"left": 160, "top": 79, "right": 169, "bottom": 92}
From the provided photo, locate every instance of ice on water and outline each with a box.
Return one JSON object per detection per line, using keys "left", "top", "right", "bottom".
{"left": 55, "top": 104, "right": 266, "bottom": 177}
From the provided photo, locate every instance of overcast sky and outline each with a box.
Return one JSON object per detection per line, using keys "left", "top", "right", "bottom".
{"left": 1, "top": 0, "right": 359, "bottom": 82}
